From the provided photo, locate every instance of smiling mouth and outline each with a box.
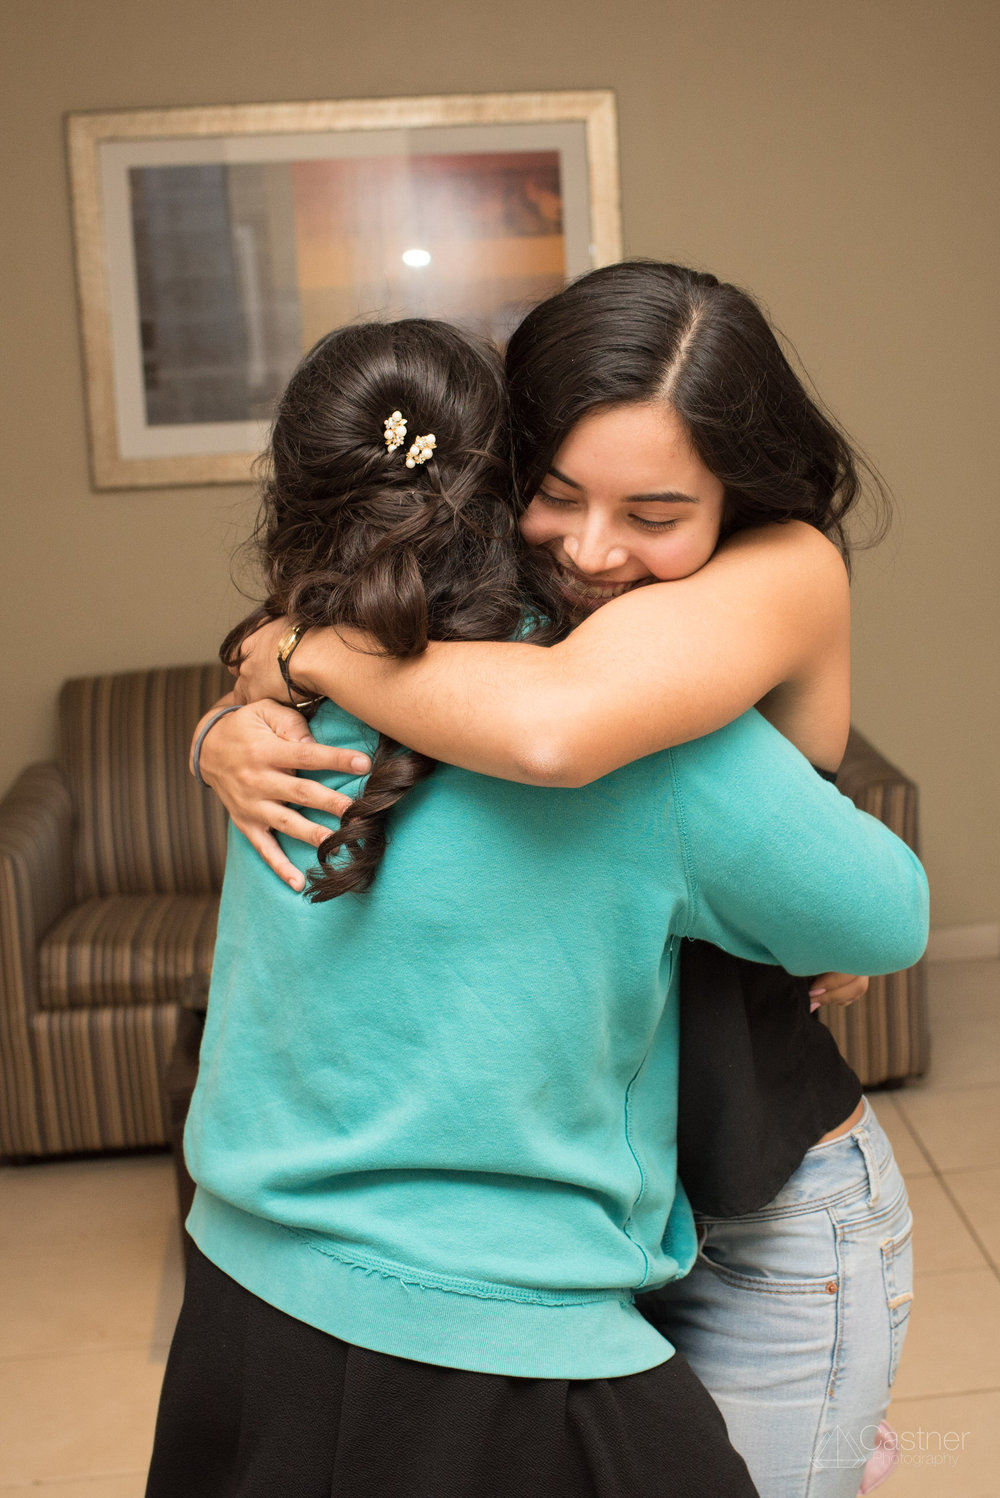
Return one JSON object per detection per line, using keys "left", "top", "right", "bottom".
{"left": 553, "top": 560, "right": 646, "bottom": 604}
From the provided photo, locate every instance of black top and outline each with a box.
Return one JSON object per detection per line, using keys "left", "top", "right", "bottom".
{"left": 675, "top": 767, "right": 864, "bottom": 1218}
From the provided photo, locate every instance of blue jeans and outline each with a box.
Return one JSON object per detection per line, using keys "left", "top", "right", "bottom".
{"left": 642, "top": 1100, "right": 913, "bottom": 1498}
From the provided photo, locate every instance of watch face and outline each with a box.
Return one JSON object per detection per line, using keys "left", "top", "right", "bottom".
{"left": 277, "top": 625, "right": 301, "bottom": 661}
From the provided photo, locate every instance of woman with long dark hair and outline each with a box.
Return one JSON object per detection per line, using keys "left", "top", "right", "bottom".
{"left": 203, "top": 263, "right": 917, "bottom": 1496}
{"left": 158, "top": 309, "right": 928, "bottom": 1498}
{"left": 213, "top": 316, "right": 568, "bottom": 898}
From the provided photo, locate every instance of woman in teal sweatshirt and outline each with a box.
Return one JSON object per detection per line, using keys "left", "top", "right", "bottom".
{"left": 153, "top": 314, "right": 927, "bottom": 1498}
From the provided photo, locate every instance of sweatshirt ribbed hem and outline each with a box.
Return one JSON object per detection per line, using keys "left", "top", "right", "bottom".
{"left": 188, "top": 1189, "right": 675, "bottom": 1380}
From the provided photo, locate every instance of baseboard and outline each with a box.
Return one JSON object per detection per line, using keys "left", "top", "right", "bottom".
{"left": 926, "top": 923, "right": 1000, "bottom": 961}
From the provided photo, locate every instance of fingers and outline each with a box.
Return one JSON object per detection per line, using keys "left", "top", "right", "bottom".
{"left": 809, "top": 985, "right": 862, "bottom": 1006}
{"left": 198, "top": 702, "right": 368, "bottom": 791}
{"left": 249, "top": 769, "right": 354, "bottom": 821}
{"left": 231, "top": 804, "right": 330, "bottom": 890}
{"left": 320, "top": 790, "right": 354, "bottom": 814}
{"left": 281, "top": 741, "right": 371, "bottom": 776}
{"left": 809, "top": 973, "right": 870, "bottom": 1007}
{"left": 255, "top": 698, "right": 315, "bottom": 740}
{"left": 263, "top": 803, "right": 331, "bottom": 848}
{"left": 243, "top": 824, "right": 308, "bottom": 892}
{"left": 258, "top": 735, "right": 369, "bottom": 775}
{"left": 238, "top": 700, "right": 371, "bottom": 776}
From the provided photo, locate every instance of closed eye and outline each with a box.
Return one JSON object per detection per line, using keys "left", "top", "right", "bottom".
{"left": 632, "top": 515, "right": 679, "bottom": 531}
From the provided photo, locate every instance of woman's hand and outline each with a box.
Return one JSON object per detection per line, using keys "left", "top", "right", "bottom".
{"left": 193, "top": 698, "right": 371, "bottom": 890}
{"left": 808, "top": 973, "right": 870, "bottom": 1011}
{"left": 231, "top": 615, "right": 296, "bottom": 705}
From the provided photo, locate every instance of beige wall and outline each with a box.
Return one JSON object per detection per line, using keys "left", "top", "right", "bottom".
{"left": 2, "top": 0, "right": 997, "bottom": 927}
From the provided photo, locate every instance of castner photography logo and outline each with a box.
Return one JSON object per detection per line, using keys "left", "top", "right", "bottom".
{"left": 814, "top": 1424, "right": 970, "bottom": 1471}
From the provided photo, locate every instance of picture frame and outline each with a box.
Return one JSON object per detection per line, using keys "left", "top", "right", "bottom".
{"left": 66, "top": 91, "right": 622, "bottom": 490}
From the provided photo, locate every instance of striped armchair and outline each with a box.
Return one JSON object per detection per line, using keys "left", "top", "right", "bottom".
{"left": 0, "top": 664, "right": 230, "bottom": 1157}
{"left": 823, "top": 729, "right": 930, "bottom": 1087}
{"left": 0, "top": 668, "right": 928, "bottom": 1160}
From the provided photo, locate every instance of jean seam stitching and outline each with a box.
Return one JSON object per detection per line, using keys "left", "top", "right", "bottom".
{"left": 803, "top": 1211, "right": 844, "bottom": 1498}
{"left": 709, "top": 1166, "right": 904, "bottom": 1223}
{"left": 830, "top": 1190, "right": 910, "bottom": 1233}
{"left": 881, "top": 1212, "right": 915, "bottom": 1387}
{"left": 827, "top": 1212, "right": 846, "bottom": 1398}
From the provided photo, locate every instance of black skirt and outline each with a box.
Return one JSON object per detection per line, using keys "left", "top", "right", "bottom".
{"left": 145, "top": 1246, "right": 758, "bottom": 1498}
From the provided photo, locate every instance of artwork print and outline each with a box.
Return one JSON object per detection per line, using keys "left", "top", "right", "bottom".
{"left": 68, "top": 94, "right": 621, "bottom": 487}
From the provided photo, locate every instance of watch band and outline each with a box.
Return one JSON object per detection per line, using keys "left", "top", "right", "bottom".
{"left": 276, "top": 623, "right": 323, "bottom": 713}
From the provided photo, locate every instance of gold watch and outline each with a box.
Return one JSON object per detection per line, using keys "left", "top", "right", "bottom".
{"left": 276, "top": 624, "right": 318, "bottom": 709}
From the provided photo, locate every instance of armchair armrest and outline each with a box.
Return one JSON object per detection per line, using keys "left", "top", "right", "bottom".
{"left": 836, "top": 728, "right": 919, "bottom": 852}
{"left": 0, "top": 762, "right": 75, "bottom": 951}
{"left": 825, "top": 727, "right": 928, "bottom": 1085}
{"left": 0, "top": 763, "right": 74, "bottom": 1154}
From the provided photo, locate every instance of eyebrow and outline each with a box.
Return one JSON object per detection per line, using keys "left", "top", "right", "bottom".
{"left": 547, "top": 465, "right": 701, "bottom": 504}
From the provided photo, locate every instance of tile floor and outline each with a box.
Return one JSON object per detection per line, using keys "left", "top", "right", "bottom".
{"left": 0, "top": 959, "right": 997, "bottom": 1496}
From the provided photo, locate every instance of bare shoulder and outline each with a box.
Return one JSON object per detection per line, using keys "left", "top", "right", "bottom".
{"left": 721, "top": 520, "right": 846, "bottom": 569}
{"left": 716, "top": 522, "right": 849, "bottom": 610}
{"left": 727, "top": 525, "right": 851, "bottom": 762}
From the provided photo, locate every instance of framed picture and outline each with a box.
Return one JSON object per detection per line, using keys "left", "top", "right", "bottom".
{"left": 67, "top": 91, "right": 621, "bottom": 489}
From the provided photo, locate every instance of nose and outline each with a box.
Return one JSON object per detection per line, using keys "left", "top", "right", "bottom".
{"left": 562, "top": 519, "right": 629, "bottom": 574}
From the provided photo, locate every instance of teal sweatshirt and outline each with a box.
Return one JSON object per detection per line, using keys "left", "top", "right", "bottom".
{"left": 186, "top": 704, "right": 928, "bottom": 1380}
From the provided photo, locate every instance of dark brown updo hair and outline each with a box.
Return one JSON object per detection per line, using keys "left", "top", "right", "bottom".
{"left": 505, "top": 259, "right": 888, "bottom": 562}
{"left": 222, "top": 318, "right": 567, "bottom": 901}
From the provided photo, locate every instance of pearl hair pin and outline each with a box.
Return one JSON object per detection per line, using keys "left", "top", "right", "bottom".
{"left": 405, "top": 434, "right": 436, "bottom": 467}
{"left": 383, "top": 410, "right": 407, "bottom": 453}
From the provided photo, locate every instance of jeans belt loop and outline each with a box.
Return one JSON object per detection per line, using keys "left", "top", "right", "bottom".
{"left": 855, "top": 1126, "right": 881, "bottom": 1206}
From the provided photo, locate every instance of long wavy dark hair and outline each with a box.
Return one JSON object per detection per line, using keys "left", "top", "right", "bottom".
{"left": 222, "top": 319, "right": 568, "bottom": 901}
{"left": 505, "top": 260, "right": 888, "bottom": 563}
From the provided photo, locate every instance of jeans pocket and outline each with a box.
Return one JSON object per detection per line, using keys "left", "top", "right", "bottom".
{"left": 880, "top": 1215, "right": 914, "bottom": 1386}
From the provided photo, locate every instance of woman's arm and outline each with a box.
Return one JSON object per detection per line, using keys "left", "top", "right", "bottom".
{"left": 236, "top": 521, "right": 850, "bottom": 786}
{"left": 673, "top": 714, "right": 928, "bottom": 979}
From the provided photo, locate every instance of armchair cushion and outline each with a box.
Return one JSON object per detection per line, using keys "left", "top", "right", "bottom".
{"left": 38, "top": 894, "right": 220, "bottom": 1010}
